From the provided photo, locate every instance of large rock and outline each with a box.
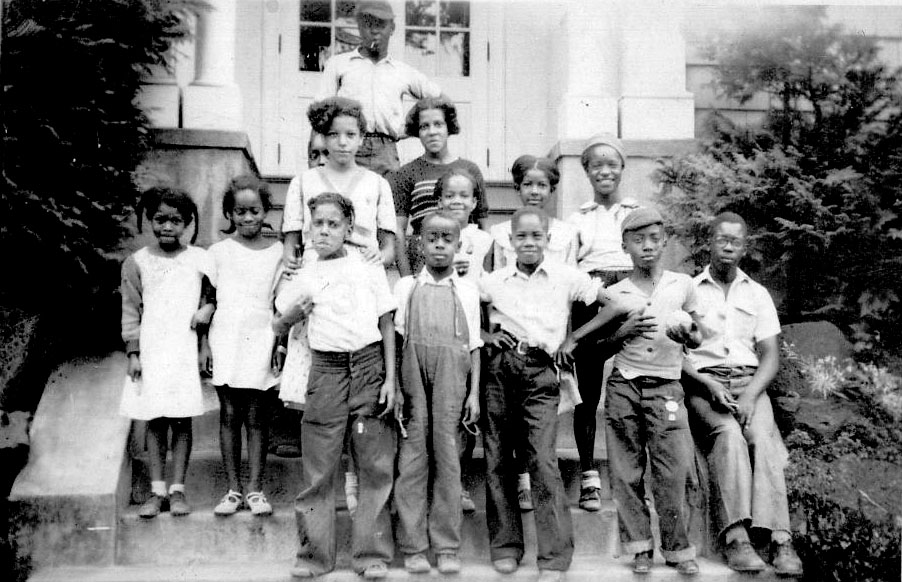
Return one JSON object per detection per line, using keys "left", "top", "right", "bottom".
{"left": 781, "top": 321, "right": 853, "bottom": 361}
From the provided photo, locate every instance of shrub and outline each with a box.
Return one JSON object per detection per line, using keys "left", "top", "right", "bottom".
{"left": 654, "top": 7, "right": 902, "bottom": 363}
{"left": 1, "top": 0, "right": 194, "bottom": 351}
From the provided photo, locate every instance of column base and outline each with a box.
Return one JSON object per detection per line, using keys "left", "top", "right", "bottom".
{"left": 136, "top": 83, "right": 180, "bottom": 128}
{"left": 182, "top": 84, "right": 243, "bottom": 131}
{"left": 619, "top": 95, "right": 696, "bottom": 140}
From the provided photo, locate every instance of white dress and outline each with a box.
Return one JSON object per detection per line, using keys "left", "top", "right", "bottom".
{"left": 120, "top": 246, "right": 213, "bottom": 420}
{"left": 208, "top": 239, "right": 283, "bottom": 390}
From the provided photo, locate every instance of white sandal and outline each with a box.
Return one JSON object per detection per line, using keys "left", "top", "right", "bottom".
{"left": 246, "top": 491, "right": 273, "bottom": 516}
{"left": 214, "top": 490, "right": 243, "bottom": 516}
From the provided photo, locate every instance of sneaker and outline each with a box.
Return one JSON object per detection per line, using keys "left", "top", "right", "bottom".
{"left": 632, "top": 550, "right": 653, "bottom": 574}
{"left": 461, "top": 490, "right": 476, "bottom": 513}
{"left": 168, "top": 490, "right": 191, "bottom": 517}
{"left": 404, "top": 553, "right": 431, "bottom": 574}
{"left": 724, "top": 539, "right": 766, "bottom": 572}
{"left": 290, "top": 561, "right": 315, "bottom": 578}
{"left": 666, "top": 559, "right": 699, "bottom": 576}
{"left": 138, "top": 494, "right": 165, "bottom": 519}
{"left": 771, "top": 540, "right": 803, "bottom": 577}
{"left": 246, "top": 491, "right": 273, "bottom": 516}
{"left": 579, "top": 469, "right": 602, "bottom": 512}
{"left": 362, "top": 562, "right": 388, "bottom": 579}
{"left": 492, "top": 558, "right": 518, "bottom": 574}
{"left": 437, "top": 553, "right": 461, "bottom": 575}
{"left": 213, "top": 490, "right": 243, "bottom": 516}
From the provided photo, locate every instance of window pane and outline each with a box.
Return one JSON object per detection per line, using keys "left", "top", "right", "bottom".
{"left": 405, "top": 30, "right": 437, "bottom": 76}
{"left": 439, "top": 30, "right": 468, "bottom": 76}
{"left": 440, "top": 1, "right": 469, "bottom": 28}
{"left": 406, "top": 0, "right": 437, "bottom": 27}
{"left": 336, "top": 0, "right": 357, "bottom": 27}
{"left": 300, "top": 0, "right": 331, "bottom": 23}
{"left": 300, "top": 25, "right": 332, "bottom": 71}
{"left": 335, "top": 26, "right": 360, "bottom": 55}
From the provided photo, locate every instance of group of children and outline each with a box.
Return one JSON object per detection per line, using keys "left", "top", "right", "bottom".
{"left": 119, "top": 94, "right": 713, "bottom": 581}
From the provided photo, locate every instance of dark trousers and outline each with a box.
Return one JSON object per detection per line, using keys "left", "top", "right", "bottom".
{"left": 572, "top": 269, "right": 631, "bottom": 472}
{"left": 605, "top": 369, "right": 697, "bottom": 562}
{"left": 356, "top": 135, "right": 399, "bottom": 176}
{"left": 294, "top": 343, "right": 396, "bottom": 574}
{"left": 483, "top": 348, "right": 574, "bottom": 571}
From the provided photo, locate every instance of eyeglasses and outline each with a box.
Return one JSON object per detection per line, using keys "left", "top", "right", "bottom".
{"left": 712, "top": 236, "right": 746, "bottom": 249}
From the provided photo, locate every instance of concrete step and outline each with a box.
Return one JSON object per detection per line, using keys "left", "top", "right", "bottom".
{"left": 28, "top": 555, "right": 782, "bottom": 582}
{"left": 127, "top": 449, "right": 611, "bottom": 512}
{"left": 115, "top": 503, "right": 618, "bottom": 566}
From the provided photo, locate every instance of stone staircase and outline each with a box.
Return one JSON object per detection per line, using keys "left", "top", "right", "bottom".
{"left": 11, "top": 351, "right": 784, "bottom": 582}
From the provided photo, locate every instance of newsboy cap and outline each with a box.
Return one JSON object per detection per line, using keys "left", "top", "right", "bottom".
{"left": 357, "top": 0, "right": 394, "bottom": 20}
{"left": 621, "top": 207, "right": 664, "bottom": 234}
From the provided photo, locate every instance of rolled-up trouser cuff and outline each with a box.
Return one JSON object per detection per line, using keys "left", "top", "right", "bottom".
{"left": 622, "top": 538, "right": 654, "bottom": 555}
{"left": 489, "top": 547, "right": 523, "bottom": 563}
{"left": 661, "top": 544, "right": 697, "bottom": 563}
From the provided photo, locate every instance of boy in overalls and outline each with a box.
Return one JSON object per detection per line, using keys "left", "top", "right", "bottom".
{"left": 393, "top": 211, "right": 482, "bottom": 575}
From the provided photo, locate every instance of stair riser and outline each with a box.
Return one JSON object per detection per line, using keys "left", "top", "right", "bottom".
{"left": 128, "top": 454, "right": 610, "bottom": 509}
{"left": 116, "top": 508, "right": 618, "bottom": 566}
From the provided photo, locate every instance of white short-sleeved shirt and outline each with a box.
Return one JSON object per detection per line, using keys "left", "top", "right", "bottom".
{"left": 316, "top": 49, "right": 441, "bottom": 139}
{"left": 281, "top": 167, "right": 396, "bottom": 251}
{"left": 275, "top": 253, "right": 396, "bottom": 352}
{"left": 480, "top": 261, "right": 601, "bottom": 355}
{"left": 687, "top": 266, "right": 781, "bottom": 371}
{"left": 608, "top": 270, "right": 700, "bottom": 380}
{"left": 490, "top": 218, "right": 578, "bottom": 269}
{"left": 394, "top": 269, "right": 483, "bottom": 352}
{"left": 457, "top": 224, "right": 493, "bottom": 280}
{"left": 567, "top": 198, "right": 640, "bottom": 272}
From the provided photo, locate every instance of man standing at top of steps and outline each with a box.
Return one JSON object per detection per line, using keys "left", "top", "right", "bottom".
{"left": 681, "top": 212, "right": 803, "bottom": 577}
{"left": 316, "top": 0, "right": 442, "bottom": 176}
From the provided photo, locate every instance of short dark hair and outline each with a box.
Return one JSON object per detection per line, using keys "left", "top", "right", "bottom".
{"left": 420, "top": 211, "right": 461, "bottom": 237}
{"left": 511, "top": 155, "right": 560, "bottom": 189}
{"left": 307, "top": 192, "right": 355, "bottom": 225}
{"left": 709, "top": 212, "right": 749, "bottom": 237}
{"left": 307, "top": 97, "right": 367, "bottom": 135}
{"left": 137, "top": 186, "right": 199, "bottom": 243}
{"left": 221, "top": 175, "right": 273, "bottom": 234}
{"left": 511, "top": 206, "right": 550, "bottom": 233}
{"left": 404, "top": 96, "right": 461, "bottom": 138}
{"left": 434, "top": 167, "right": 481, "bottom": 204}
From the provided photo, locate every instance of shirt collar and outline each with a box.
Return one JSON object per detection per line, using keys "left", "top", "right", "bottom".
{"left": 350, "top": 48, "right": 395, "bottom": 66}
{"left": 416, "top": 267, "right": 458, "bottom": 286}
{"left": 698, "top": 265, "right": 751, "bottom": 287}
{"left": 503, "top": 260, "right": 552, "bottom": 281}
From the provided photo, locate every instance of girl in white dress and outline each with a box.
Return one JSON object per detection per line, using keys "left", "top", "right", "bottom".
{"left": 120, "top": 187, "right": 214, "bottom": 519}
{"left": 207, "top": 176, "right": 283, "bottom": 517}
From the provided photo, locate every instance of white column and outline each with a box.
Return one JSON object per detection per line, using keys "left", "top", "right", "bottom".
{"left": 617, "top": 2, "right": 695, "bottom": 139}
{"left": 550, "top": 1, "right": 623, "bottom": 218}
{"left": 182, "top": 0, "right": 243, "bottom": 130}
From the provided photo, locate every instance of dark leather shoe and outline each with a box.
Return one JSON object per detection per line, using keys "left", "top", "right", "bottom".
{"left": 724, "top": 539, "right": 767, "bottom": 572}
{"left": 666, "top": 559, "right": 699, "bottom": 576}
{"left": 771, "top": 541, "right": 804, "bottom": 577}
{"left": 633, "top": 550, "right": 653, "bottom": 574}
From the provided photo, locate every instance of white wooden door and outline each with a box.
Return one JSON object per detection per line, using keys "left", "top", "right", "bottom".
{"left": 262, "top": 0, "right": 491, "bottom": 178}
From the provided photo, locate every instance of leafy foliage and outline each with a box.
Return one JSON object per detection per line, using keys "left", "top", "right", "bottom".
{"left": 1, "top": 0, "right": 193, "bottom": 347}
{"left": 654, "top": 7, "right": 902, "bottom": 362}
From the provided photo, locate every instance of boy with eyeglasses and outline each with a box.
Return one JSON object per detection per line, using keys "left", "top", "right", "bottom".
{"left": 682, "top": 212, "right": 803, "bottom": 577}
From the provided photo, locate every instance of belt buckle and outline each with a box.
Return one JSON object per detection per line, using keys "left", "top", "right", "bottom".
{"left": 516, "top": 340, "right": 529, "bottom": 355}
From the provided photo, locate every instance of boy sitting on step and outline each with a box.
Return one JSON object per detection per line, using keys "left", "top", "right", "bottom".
{"left": 479, "top": 206, "right": 626, "bottom": 582}
{"left": 573, "top": 206, "right": 705, "bottom": 576}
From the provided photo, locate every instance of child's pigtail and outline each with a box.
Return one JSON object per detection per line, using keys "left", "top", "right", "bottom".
{"left": 190, "top": 205, "right": 200, "bottom": 244}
